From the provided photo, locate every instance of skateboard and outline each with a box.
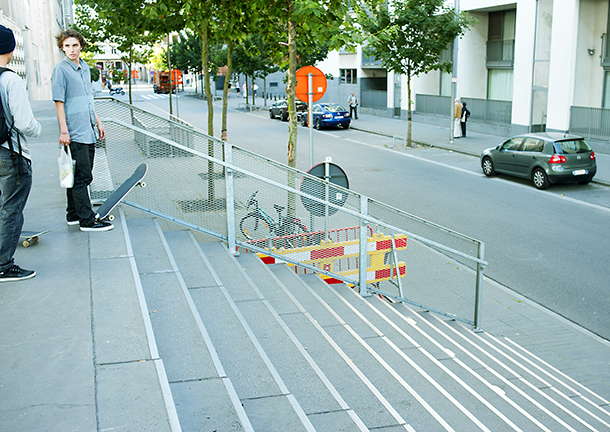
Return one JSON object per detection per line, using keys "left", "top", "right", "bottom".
{"left": 96, "top": 163, "right": 148, "bottom": 221}
{"left": 20, "top": 229, "right": 52, "bottom": 247}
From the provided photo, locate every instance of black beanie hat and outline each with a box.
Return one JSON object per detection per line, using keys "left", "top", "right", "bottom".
{"left": 0, "top": 25, "right": 16, "bottom": 55}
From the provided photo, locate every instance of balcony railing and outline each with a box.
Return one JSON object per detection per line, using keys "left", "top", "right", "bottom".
{"left": 570, "top": 106, "right": 610, "bottom": 141}
{"left": 486, "top": 39, "right": 515, "bottom": 68}
{"left": 415, "top": 94, "right": 512, "bottom": 127}
{"left": 361, "top": 51, "right": 384, "bottom": 68}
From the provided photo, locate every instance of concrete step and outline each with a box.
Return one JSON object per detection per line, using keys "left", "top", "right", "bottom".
{"left": 125, "top": 218, "right": 249, "bottom": 431}
{"left": 295, "top": 270, "right": 610, "bottom": 432}
{"left": 236, "top": 253, "right": 417, "bottom": 431}
{"left": 123, "top": 219, "right": 610, "bottom": 432}
{"left": 198, "top": 240, "right": 354, "bottom": 431}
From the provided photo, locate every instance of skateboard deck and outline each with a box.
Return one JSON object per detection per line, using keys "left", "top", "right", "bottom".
{"left": 96, "top": 163, "right": 148, "bottom": 221}
{"left": 20, "top": 229, "right": 52, "bottom": 247}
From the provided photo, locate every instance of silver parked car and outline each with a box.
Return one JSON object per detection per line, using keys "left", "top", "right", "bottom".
{"left": 480, "top": 133, "right": 597, "bottom": 189}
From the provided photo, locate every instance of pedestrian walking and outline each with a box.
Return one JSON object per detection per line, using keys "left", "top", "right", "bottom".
{"left": 461, "top": 102, "right": 470, "bottom": 137}
{"left": 348, "top": 92, "right": 358, "bottom": 119}
{"left": 52, "top": 29, "right": 112, "bottom": 232}
{"left": 0, "top": 25, "right": 42, "bottom": 281}
{"left": 453, "top": 99, "right": 462, "bottom": 139}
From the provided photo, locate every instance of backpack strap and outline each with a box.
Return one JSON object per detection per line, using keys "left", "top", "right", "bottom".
{"left": 0, "top": 67, "right": 22, "bottom": 184}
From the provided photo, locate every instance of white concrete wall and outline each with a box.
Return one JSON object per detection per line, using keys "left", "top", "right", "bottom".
{"left": 456, "top": 11, "right": 489, "bottom": 100}
{"left": 2, "top": 0, "right": 66, "bottom": 100}
{"left": 573, "top": 0, "right": 608, "bottom": 108}
{"left": 510, "top": 0, "right": 537, "bottom": 128}
{"left": 547, "top": 0, "right": 581, "bottom": 131}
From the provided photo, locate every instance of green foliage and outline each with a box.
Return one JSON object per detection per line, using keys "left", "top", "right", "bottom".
{"left": 357, "top": 0, "right": 475, "bottom": 78}
{"left": 170, "top": 30, "right": 202, "bottom": 74}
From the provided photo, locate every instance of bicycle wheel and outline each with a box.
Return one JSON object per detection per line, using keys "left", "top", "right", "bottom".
{"left": 240, "top": 213, "right": 271, "bottom": 240}
{"left": 280, "top": 219, "right": 308, "bottom": 248}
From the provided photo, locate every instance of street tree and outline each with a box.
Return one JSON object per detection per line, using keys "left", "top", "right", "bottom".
{"left": 261, "top": 0, "right": 357, "bottom": 171}
{"left": 232, "top": 33, "right": 282, "bottom": 106}
{"left": 75, "top": 0, "right": 159, "bottom": 104}
{"left": 357, "top": 0, "right": 475, "bottom": 147}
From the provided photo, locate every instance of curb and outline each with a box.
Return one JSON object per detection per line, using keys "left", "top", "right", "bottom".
{"left": 350, "top": 126, "right": 610, "bottom": 188}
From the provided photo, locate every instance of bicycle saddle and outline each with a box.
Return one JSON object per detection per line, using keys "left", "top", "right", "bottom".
{"left": 274, "top": 204, "right": 285, "bottom": 213}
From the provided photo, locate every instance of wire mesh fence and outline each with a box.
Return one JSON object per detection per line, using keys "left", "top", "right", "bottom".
{"left": 94, "top": 98, "right": 486, "bottom": 326}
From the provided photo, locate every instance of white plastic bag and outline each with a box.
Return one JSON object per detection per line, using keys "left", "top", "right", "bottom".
{"left": 58, "top": 146, "right": 74, "bottom": 188}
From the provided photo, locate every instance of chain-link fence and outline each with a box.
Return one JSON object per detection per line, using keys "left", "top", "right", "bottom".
{"left": 94, "top": 98, "right": 487, "bottom": 326}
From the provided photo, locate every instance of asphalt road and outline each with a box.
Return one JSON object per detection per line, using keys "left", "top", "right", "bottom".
{"left": 124, "top": 88, "right": 610, "bottom": 341}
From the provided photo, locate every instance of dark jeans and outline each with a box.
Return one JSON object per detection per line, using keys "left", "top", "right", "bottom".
{"left": 350, "top": 105, "right": 358, "bottom": 119}
{"left": 0, "top": 146, "right": 32, "bottom": 272}
{"left": 461, "top": 121, "right": 467, "bottom": 137}
{"left": 66, "top": 142, "right": 96, "bottom": 225}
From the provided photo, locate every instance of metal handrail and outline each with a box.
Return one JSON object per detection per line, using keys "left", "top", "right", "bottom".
{"left": 96, "top": 98, "right": 487, "bottom": 326}
{"left": 102, "top": 118, "right": 487, "bottom": 268}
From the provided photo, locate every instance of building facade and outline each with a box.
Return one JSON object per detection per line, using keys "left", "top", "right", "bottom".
{"left": 0, "top": 0, "right": 72, "bottom": 100}
{"left": 281, "top": 0, "right": 610, "bottom": 146}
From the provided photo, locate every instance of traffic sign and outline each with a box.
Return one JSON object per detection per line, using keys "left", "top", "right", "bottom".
{"left": 295, "top": 66, "right": 327, "bottom": 103}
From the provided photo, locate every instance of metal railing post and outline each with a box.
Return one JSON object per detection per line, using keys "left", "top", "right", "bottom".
{"left": 225, "top": 144, "right": 237, "bottom": 255}
{"left": 359, "top": 195, "right": 370, "bottom": 296}
{"left": 473, "top": 241, "right": 485, "bottom": 330}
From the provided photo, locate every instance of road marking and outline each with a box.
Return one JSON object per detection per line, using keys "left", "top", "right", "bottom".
{"left": 321, "top": 130, "right": 610, "bottom": 214}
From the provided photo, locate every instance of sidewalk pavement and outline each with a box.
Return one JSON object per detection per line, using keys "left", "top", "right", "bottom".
{"left": 348, "top": 108, "right": 610, "bottom": 187}
{"left": 223, "top": 91, "right": 610, "bottom": 186}
{"left": 1, "top": 99, "right": 608, "bottom": 430}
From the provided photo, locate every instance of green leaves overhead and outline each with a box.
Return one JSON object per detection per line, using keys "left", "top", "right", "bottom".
{"left": 357, "top": 0, "right": 474, "bottom": 78}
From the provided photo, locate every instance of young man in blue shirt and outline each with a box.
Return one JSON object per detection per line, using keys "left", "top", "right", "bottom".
{"left": 52, "top": 29, "right": 112, "bottom": 231}
{"left": 0, "top": 25, "right": 42, "bottom": 281}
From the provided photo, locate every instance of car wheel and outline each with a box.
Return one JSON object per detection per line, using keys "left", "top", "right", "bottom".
{"left": 269, "top": 110, "right": 275, "bottom": 119}
{"left": 301, "top": 116, "right": 307, "bottom": 127}
{"left": 281, "top": 110, "right": 288, "bottom": 121}
{"left": 482, "top": 157, "right": 495, "bottom": 176}
{"left": 314, "top": 119, "right": 321, "bottom": 130}
{"left": 532, "top": 168, "right": 550, "bottom": 190}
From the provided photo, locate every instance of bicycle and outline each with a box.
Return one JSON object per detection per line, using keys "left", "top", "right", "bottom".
{"left": 240, "top": 191, "right": 308, "bottom": 247}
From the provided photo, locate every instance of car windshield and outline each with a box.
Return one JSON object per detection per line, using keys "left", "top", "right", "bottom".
{"left": 323, "top": 104, "right": 347, "bottom": 112}
{"left": 553, "top": 139, "right": 592, "bottom": 154}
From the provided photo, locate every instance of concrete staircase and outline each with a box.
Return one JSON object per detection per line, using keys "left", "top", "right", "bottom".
{"left": 120, "top": 214, "right": 610, "bottom": 432}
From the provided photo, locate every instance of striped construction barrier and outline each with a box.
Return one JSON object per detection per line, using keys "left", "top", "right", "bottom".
{"left": 250, "top": 230, "right": 407, "bottom": 285}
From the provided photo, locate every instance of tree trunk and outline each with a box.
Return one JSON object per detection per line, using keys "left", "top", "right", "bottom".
{"left": 201, "top": 20, "right": 213, "bottom": 135}
{"left": 286, "top": 0, "right": 298, "bottom": 216}
{"left": 287, "top": 1, "right": 297, "bottom": 169}
{"left": 167, "top": 32, "right": 173, "bottom": 115}
{"left": 200, "top": 20, "right": 215, "bottom": 203}
{"left": 128, "top": 46, "right": 133, "bottom": 105}
{"left": 221, "top": 41, "right": 232, "bottom": 142}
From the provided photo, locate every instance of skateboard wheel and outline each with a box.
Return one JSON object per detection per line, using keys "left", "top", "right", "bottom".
{"left": 108, "top": 215, "right": 115, "bottom": 221}
{"left": 139, "top": 181, "right": 146, "bottom": 188}
{"left": 22, "top": 240, "right": 30, "bottom": 248}
{"left": 33, "top": 236, "right": 39, "bottom": 243}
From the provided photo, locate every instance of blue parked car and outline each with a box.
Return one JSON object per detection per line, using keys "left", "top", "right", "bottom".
{"left": 298, "top": 103, "right": 351, "bottom": 129}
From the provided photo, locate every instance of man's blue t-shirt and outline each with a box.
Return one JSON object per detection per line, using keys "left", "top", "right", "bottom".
{"left": 51, "top": 57, "right": 97, "bottom": 144}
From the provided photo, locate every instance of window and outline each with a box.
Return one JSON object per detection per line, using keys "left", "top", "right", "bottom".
{"left": 487, "top": 10, "right": 516, "bottom": 67}
{"left": 269, "top": 82, "right": 278, "bottom": 87}
{"left": 502, "top": 137, "right": 523, "bottom": 151}
{"left": 522, "top": 138, "right": 544, "bottom": 152}
{"left": 487, "top": 69, "right": 513, "bottom": 101}
{"left": 340, "top": 69, "right": 357, "bottom": 84}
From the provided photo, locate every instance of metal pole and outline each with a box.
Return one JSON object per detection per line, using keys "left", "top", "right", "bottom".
{"left": 225, "top": 144, "right": 237, "bottom": 255}
{"left": 324, "top": 161, "right": 329, "bottom": 241}
{"left": 359, "top": 195, "right": 370, "bottom": 296}
{"left": 449, "top": 0, "right": 460, "bottom": 143}
{"left": 473, "top": 241, "right": 485, "bottom": 330}
{"left": 308, "top": 73, "right": 314, "bottom": 167}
